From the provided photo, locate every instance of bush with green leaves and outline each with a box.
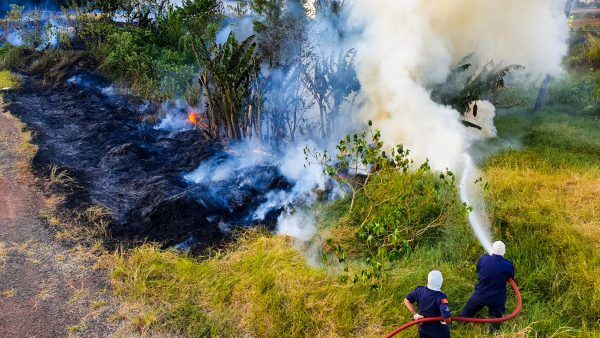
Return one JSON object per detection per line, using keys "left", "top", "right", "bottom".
{"left": 306, "top": 123, "right": 467, "bottom": 285}
{"left": 72, "top": 0, "right": 222, "bottom": 100}
{"left": 547, "top": 72, "right": 600, "bottom": 115}
{"left": 0, "top": 45, "right": 30, "bottom": 70}
{"left": 568, "top": 33, "right": 600, "bottom": 69}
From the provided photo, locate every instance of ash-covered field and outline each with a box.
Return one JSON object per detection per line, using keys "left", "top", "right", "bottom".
{"left": 5, "top": 74, "right": 288, "bottom": 250}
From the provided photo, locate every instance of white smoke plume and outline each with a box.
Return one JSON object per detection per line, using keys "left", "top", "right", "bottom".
{"left": 348, "top": 0, "right": 569, "bottom": 171}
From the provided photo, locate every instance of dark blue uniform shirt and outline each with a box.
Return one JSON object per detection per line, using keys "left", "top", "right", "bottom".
{"left": 472, "top": 254, "right": 515, "bottom": 306}
{"left": 406, "top": 286, "right": 451, "bottom": 337}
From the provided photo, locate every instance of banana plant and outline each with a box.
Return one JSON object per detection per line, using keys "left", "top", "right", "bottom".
{"left": 431, "top": 56, "right": 523, "bottom": 114}
{"left": 192, "top": 32, "right": 259, "bottom": 140}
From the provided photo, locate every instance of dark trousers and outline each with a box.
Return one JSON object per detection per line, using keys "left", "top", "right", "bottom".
{"left": 461, "top": 296, "right": 505, "bottom": 332}
{"left": 418, "top": 323, "right": 450, "bottom": 338}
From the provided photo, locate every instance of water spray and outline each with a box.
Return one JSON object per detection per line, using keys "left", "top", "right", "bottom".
{"left": 459, "top": 153, "right": 493, "bottom": 254}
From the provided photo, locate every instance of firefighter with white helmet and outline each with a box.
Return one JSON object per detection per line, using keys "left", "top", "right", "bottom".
{"left": 461, "top": 241, "right": 515, "bottom": 332}
{"left": 404, "top": 270, "right": 452, "bottom": 338}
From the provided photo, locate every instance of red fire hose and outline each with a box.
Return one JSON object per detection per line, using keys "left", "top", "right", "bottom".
{"left": 386, "top": 278, "right": 521, "bottom": 338}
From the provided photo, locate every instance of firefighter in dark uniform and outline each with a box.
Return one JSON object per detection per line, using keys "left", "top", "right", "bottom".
{"left": 404, "top": 270, "right": 452, "bottom": 338}
{"left": 461, "top": 241, "right": 515, "bottom": 332}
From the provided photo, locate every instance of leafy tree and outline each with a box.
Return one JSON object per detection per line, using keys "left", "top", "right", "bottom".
{"left": 304, "top": 50, "right": 359, "bottom": 139}
{"left": 192, "top": 32, "right": 259, "bottom": 140}
{"left": 157, "top": 0, "right": 223, "bottom": 45}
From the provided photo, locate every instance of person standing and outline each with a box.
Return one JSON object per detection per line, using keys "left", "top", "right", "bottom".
{"left": 404, "top": 270, "right": 452, "bottom": 338}
{"left": 461, "top": 241, "right": 515, "bottom": 332}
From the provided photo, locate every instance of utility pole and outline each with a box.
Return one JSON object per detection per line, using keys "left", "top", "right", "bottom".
{"left": 533, "top": 0, "right": 575, "bottom": 112}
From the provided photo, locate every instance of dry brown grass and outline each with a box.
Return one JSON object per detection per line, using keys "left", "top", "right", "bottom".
{"left": 41, "top": 202, "right": 111, "bottom": 245}
{"left": 1, "top": 289, "right": 16, "bottom": 298}
{"left": 48, "top": 165, "right": 79, "bottom": 189}
{"left": 28, "top": 51, "right": 86, "bottom": 85}
{"left": 487, "top": 165, "right": 600, "bottom": 247}
{"left": 0, "top": 94, "right": 37, "bottom": 177}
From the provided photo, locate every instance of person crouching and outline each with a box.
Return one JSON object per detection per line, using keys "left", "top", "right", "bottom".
{"left": 460, "top": 241, "right": 515, "bottom": 332}
{"left": 404, "top": 270, "right": 452, "bottom": 338}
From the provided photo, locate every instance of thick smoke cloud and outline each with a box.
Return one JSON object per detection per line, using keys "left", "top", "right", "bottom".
{"left": 348, "top": 0, "right": 569, "bottom": 171}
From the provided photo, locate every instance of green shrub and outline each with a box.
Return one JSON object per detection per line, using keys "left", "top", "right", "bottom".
{"left": 306, "top": 125, "right": 466, "bottom": 285}
{"left": 0, "top": 45, "right": 31, "bottom": 70}
{"left": 154, "top": 49, "right": 197, "bottom": 98}
{"left": 95, "top": 28, "right": 195, "bottom": 99}
{"left": 569, "top": 34, "right": 600, "bottom": 69}
{"left": 547, "top": 72, "right": 600, "bottom": 114}
{"left": 98, "top": 29, "right": 156, "bottom": 97}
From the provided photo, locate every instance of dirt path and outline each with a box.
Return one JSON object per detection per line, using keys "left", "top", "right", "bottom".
{"left": 0, "top": 100, "right": 116, "bottom": 337}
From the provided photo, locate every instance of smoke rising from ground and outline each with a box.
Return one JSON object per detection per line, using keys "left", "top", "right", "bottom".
{"left": 349, "top": 0, "right": 568, "bottom": 171}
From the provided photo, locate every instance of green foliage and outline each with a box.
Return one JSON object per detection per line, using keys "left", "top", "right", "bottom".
{"left": 547, "top": 72, "right": 600, "bottom": 115}
{"left": 568, "top": 33, "right": 600, "bottom": 69}
{"left": 1, "top": 4, "right": 24, "bottom": 35}
{"left": 94, "top": 28, "right": 195, "bottom": 99}
{"left": 98, "top": 29, "right": 161, "bottom": 98}
{"left": 157, "top": 0, "right": 223, "bottom": 44}
{"left": 0, "top": 45, "right": 31, "bottom": 70}
{"left": 306, "top": 124, "right": 466, "bottom": 285}
{"left": 192, "top": 32, "right": 259, "bottom": 139}
{"left": 70, "top": 0, "right": 223, "bottom": 100}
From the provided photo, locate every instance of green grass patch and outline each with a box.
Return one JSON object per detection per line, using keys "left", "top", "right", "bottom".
{"left": 483, "top": 110, "right": 600, "bottom": 335}
{"left": 0, "top": 70, "right": 21, "bottom": 89}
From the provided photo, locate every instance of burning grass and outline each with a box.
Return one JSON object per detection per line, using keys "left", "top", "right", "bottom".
{"left": 108, "top": 108, "right": 600, "bottom": 337}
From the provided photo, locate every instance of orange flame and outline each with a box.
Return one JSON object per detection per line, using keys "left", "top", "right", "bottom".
{"left": 188, "top": 112, "right": 199, "bottom": 126}
{"left": 187, "top": 111, "right": 208, "bottom": 129}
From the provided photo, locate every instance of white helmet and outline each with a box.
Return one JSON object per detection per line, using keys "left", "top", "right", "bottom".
{"left": 427, "top": 270, "right": 444, "bottom": 291}
{"left": 492, "top": 241, "right": 506, "bottom": 256}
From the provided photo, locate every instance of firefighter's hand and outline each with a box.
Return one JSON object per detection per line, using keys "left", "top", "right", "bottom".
{"left": 413, "top": 313, "right": 424, "bottom": 320}
{"left": 441, "top": 318, "right": 452, "bottom": 325}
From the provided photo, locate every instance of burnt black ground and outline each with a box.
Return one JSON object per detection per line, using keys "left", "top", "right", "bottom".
{"left": 5, "top": 74, "right": 223, "bottom": 247}
{"left": 4, "top": 74, "right": 287, "bottom": 250}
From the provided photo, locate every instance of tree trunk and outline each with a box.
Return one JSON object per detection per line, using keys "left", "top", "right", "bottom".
{"left": 247, "top": 103, "right": 253, "bottom": 141}
{"left": 533, "top": 75, "right": 551, "bottom": 112}
{"left": 534, "top": 0, "right": 573, "bottom": 113}
{"left": 201, "top": 75, "right": 218, "bottom": 138}
{"left": 318, "top": 99, "right": 326, "bottom": 139}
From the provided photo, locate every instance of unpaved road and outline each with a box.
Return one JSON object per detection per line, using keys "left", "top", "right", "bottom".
{"left": 0, "top": 102, "right": 116, "bottom": 337}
